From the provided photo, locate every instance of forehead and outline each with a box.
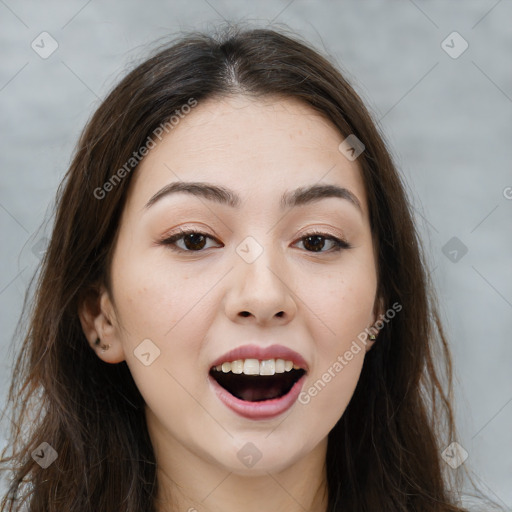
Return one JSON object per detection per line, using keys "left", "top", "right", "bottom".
{"left": 125, "top": 94, "right": 368, "bottom": 216}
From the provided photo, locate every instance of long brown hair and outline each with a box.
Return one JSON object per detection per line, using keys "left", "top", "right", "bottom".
{"left": 0, "top": 23, "right": 495, "bottom": 511}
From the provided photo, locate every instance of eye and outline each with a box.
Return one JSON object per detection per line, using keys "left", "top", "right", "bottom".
{"left": 159, "top": 229, "right": 223, "bottom": 252}
{"left": 158, "top": 229, "right": 351, "bottom": 254}
{"left": 294, "top": 231, "right": 351, "bottom": 253}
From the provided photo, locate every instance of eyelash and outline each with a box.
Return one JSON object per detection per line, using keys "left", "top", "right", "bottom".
{"left": 158, "top": 228, "right": 351, "bottom": 254}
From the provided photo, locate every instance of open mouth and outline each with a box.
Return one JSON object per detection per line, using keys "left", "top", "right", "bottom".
{"left": 209, "top": 367, "right": 306, "bottom": 402}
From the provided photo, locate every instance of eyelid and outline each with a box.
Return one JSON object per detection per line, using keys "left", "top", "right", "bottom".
{"left": 294, "top": 226, "right": 349, "bottom": 244}
{"left": 158, "top": 227, "right": 222, "bottom": 248}
{"left": 292, "top": 229, "right": 351, "bottom": 252}
{"left": 158, "top": 226, "right": 351, "bottom": 254}
{"left": 161, "top": 225, "right": 349, "bottom": 241}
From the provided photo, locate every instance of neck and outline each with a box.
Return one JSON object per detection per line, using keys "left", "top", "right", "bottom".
{"left": 148, "top": 414, "right": 329, "bottom": 512}
{"left": 155, "top": 459, "right": 329, "bottom": 512}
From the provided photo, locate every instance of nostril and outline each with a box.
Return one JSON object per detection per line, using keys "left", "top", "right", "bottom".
{"left": 239, "top": 311, "right": 251, "bottom": 317}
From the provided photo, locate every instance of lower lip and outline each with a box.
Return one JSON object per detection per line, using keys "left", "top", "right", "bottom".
{"left": 208, "top": 373, "right": 306, "bottom": 420}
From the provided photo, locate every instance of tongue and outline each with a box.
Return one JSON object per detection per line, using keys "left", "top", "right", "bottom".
{"left": 237, "top": 378, "right": 287, "bottom": 402}
{"left": 212, "top": 371, "right": 303, "bottom": 402}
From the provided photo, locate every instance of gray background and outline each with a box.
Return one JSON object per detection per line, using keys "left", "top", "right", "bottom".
{"left": 1, "top": 0, "right": 511, "bottom": 508}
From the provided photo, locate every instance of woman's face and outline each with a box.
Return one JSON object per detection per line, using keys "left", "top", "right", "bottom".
{"left": 97, "top": 95, "right": 380, "bottom": 476}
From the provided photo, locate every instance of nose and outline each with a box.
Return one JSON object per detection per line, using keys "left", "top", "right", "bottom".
{"left": 223, "top": 248, "right": 297, "bottom": 327}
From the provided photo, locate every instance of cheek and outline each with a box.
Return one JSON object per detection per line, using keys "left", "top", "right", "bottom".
{"left": 297, "top": 253, "right": 375, "bottom": 419}
{"left": 111, "top": 252, "right": 220, "bottom": 388}
{"left": 303, "top": 256, "right": 377, "bottom": 349}
{"left": 299, "top": 349, "right": 365, "bottom": 433}
{"left": 112, "top": 262, "right": 215, "bottom": 429}
{"left": 111, "top": 249, "right": 212, "bottom": 341}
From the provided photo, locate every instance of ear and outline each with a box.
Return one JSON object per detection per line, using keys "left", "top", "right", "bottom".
{"left": 365, "top": 294, "right": 385, "bottom": 352}
{"left": 372, "top": 295, "right": 386, "bottom": 324}
{"left": 77, "top": 283, "right": 126, "bottom": 364}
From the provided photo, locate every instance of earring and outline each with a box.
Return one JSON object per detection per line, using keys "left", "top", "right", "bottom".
{"left": 369, "top": 333, "right": 377, "bottom": 341}
{"left": 95, "top": 338, "right": 110, "bottom": 352}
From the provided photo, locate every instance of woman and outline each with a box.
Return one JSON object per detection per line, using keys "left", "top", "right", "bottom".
{"left": 0, "top": 24, "right": 496, "bottom": 512}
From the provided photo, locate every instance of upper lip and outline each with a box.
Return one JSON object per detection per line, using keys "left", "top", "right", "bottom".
{"left": 210, "top": 344, "right": 309, "bottom": 372}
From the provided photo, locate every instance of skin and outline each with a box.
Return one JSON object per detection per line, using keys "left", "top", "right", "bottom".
{"left": 79, "top": 94, "right": 383, "bottom": 512}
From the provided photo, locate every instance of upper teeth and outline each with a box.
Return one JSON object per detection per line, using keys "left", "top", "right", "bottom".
{"left": 213, "top": 359, "right": 301, "bottom": 375}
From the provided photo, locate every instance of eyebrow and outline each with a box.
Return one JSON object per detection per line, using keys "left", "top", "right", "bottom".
{"left": 144, "top": 181, "right": 362, "bottom": 214}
